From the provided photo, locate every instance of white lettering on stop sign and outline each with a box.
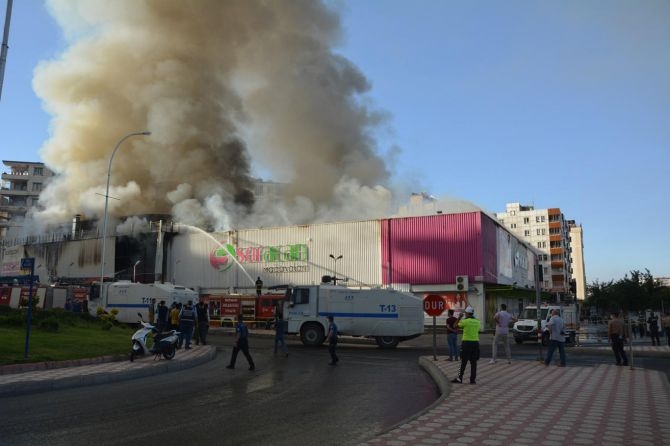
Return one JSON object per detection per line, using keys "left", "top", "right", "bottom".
{"left": 424, "top": 295, "right": 446, "bottom": 316}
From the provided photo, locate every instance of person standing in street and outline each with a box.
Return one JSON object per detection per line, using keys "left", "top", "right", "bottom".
{"left": 255, "top": 276, "right": 263, "bottom": 298}
{"left": 451, "top": 306, "right": 480, "bottom": 384}
{"left": 226, "top": 314, "right": 255, "bottom": 371}
{"left": 445, "top": 309, "right": 459, "bottom": 361}
{"left": 178, "top": 300, "right": 197, "bottom": 350}
{"left": 325, "top": 315, "right": 339, "bottom": 365}
{"left": 490, "top": 303, "right": 516, "bottom": 364}
{"left": 662, "top": 312, "right": 670, "bottom": 346}
{"left": 544, "top": 309, "right": 566, "bottom": 367}
{"left": 195, "top": 300, "right": 210, "bottom": 346}
{"left": 156, "top": 300, "right": 168, "bottom": 332}
{"left": 148, "top": 298, "right": 156, "bottom": 324}
{"left": 637, "top": 317, "right": 646, "bottom": 339}
{"left": 169, "top": 303, "right": 179, "bottom": 330}
{"left": 607, "top": 311, "right": 628, "bottom": 366}
{"left": 648, "top": 314, "right": 661, "bottom": 346}
{"left": 273, "top": 306, "right": 288, "bottom": 357}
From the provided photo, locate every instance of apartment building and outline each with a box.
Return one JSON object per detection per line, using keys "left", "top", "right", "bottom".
{"left": 496, "top": 202, "right": 574, "bottom": 297}
{"left": 568, "top": 220, "right": 586, "bottom": 300}
{"left": 1, "top": 160, "right": 54, "bottom": 237}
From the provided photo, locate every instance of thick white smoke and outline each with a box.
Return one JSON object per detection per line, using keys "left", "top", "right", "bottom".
{"left": 29, "top": 0, "right": 399, "bottom": 232}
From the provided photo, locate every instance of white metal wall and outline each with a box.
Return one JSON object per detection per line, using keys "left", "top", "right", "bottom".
{"left": 166, "top": 220, "right": 382, "bottom": 291}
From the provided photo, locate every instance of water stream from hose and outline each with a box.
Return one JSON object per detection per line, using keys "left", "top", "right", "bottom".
{"left": 179, "top": 224, "right": 256, "bottom": 286}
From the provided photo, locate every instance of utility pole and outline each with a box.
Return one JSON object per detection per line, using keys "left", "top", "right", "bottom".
{"left": 0, "top": 0, "right": 13, "bottom": 101}
{"left": 536, "top": 259, "right": 543, "bottom": 361}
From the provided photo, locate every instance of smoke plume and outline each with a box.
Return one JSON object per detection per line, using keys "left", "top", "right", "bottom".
{"left": 30, "top": 0, "right": 396, "bottom": 232}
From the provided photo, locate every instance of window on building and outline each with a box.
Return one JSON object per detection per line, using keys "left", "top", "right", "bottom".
{"left": 536, "top": 216, "right": 540, "bottom": 222}
{"left": 536, "top": 229, "right": 541, "bottom": 235}
{"left": 32, "top": 183, "right": 42, "bottom": 191}
{"left": 33, "top": 167, "right": 43, "bottom": 176}
{"left": 541, "top": 241, "right": 546, "bottom": 248}
{"left": 511, "top": 223, "right": 517, "bottom": 229}
{"left": 524, "top": 230, "right": 530, "bottom": 237}
{"left": 537, "top": 242, "right": 542, "bottom": 248}
{"left": 541, "top": 216, "right": 546, "bottom": 222}
{"left": 523, "top": 217, "right": 529, "bottom": 224}
{"left": 541, "top": 229, "right": 546, "bottom": 235}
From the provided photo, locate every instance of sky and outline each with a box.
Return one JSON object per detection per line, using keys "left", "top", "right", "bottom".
{"left": 1, "top": 0, "right": 668, "bottom": 284}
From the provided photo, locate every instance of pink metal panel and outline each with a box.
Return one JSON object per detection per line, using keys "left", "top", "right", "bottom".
{"left": 382, "top": 212, "right": 497, "bottom": 285}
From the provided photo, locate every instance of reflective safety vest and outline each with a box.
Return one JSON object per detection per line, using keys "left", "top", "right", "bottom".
{"left": 180, "top": 306, "right": 195, "bottom": 323}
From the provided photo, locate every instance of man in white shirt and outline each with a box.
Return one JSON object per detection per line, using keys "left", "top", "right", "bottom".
{"left": 544, "top": 309, "right": 567, "bottom": 367}
{"left": 490, "top": 304, "right": 516, "bottom": 364}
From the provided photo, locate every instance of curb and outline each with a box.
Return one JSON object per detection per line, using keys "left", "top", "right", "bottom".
{"left": 0, "top": 346, "right": 217, "bottom": 398}
{"left": 0, "top": 354, "right": 128, "bottom": 376}
{"left": 358, "top": 356, "right": 451, "bottom": 445}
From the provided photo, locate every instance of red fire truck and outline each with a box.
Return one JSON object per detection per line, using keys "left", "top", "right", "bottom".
{"left": 201, "top": 293, "right": 285, "bottom": 328}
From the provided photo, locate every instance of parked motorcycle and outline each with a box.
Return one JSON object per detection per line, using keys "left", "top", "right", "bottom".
{"left": 130, "top": 313, "right": 180, "bottom": 362}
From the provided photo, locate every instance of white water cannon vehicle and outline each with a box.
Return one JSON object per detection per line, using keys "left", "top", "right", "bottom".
{"left": 89, "top": 281, "right": 198, "bottom": 323}
{"left": 282, "top": 277, "right": 424, "bottom": 349}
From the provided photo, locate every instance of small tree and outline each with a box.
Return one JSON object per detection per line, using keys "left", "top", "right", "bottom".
{"left": 96, "top": 307, "right": 118, "bottom": 324}
{"left": 19, "top": 291, "right": 41, "bottom": 313}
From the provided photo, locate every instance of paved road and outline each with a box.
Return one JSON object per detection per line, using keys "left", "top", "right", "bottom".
{"left": 0, "top": 336, "right": 438, "bottom": 446}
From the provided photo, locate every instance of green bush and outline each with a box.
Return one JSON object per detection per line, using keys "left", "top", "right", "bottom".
{"left": 101, "top": 321, "right": 114, "bottom": 331}
{"left": 38, "top": 317, "right": 60, "bottom": 332}
{"left": 0, "top": 313, "right": 25, "bottom": 326}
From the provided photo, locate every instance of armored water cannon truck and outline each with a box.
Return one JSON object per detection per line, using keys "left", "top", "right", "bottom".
{"left": 513, "top": 303, "right": 579, "bottom": 345}
{"left": 89, "top": 281, "right": 199, "bottom": 324}
{"left": 283, "top": 279, "right": 424, "bottom": 349}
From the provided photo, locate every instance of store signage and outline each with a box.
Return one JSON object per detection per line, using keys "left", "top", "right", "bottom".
{"left": 210, "top": 242, "right": 309, "bottom": 271}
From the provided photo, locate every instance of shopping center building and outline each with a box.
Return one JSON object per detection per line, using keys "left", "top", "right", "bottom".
{"left": 2, "top": 210, "right": 544, "bottom": 329}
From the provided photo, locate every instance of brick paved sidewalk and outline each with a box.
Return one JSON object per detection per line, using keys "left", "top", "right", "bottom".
{"left": 362, "top": 358, "right": 670, "bottom": 446}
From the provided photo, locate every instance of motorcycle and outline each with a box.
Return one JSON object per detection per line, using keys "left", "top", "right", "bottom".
{"left": 129, "top": 312, "right": 180, "bottom": 362}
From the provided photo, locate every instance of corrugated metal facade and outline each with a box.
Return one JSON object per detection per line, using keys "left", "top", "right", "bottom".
{"left": 480, "top": 214, "right": 499, "bottom": 283}
{"left": 166, "top": 221, "right": 381, "bottom": 291}
{"left": 381, "top": 212, "right": 498, "bottom": 285}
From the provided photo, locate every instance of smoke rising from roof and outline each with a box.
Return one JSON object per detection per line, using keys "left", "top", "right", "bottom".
{"left": 30, "top": 0, "right": 396, "bottom": 232}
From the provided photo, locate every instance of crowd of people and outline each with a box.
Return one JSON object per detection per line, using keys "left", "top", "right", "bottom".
{"left": 445, "top": 305, "right": 669, "bottom": 385}
{"left": 147, "top": 298, "right": 211, "bottom": 350}
{"left": 145, "top": 297, "right": 668, "bottom": 380}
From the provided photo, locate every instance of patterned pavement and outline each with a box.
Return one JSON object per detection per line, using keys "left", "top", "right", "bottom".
{"left": 361, "top": 352, "right": 670, "bottom": 446}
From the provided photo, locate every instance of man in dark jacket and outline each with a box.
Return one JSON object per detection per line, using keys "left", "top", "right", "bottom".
{"left": 195, "top": 301, "right": 209, "bottom": 345}
{"left": 178, "top": 301, "right": 197, "bottom": 350}
{"left": 325, "top": 315, "right": 339, "bottom": 366}
{"left": 156, "top": 300, "right": 169, "bottom": 332}
{"left": 226, "top": 314, "right": 255, "bottom": 371}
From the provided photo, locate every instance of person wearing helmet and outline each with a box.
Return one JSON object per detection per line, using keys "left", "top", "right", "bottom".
{"left": 451, "top": 306, "right": 480, "bottom": 384}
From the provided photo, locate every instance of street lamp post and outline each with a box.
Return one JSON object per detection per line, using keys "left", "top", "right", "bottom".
{"left": 329, "top": 254, "right": 342, "bottom": 286}
{"left": 133, "top": 259, "right": 142, "bottom": 283}
{"left": 99, "top": 131, "right": 151, "bottom": 301}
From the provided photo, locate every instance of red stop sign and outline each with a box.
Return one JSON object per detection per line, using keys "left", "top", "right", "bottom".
{"left": 424, "top": 294, "right": 446, "bottom": 316}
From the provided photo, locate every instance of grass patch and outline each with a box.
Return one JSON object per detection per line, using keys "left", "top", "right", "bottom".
{"left": 0, "top": 308, "right": 135, "bottom": 366}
